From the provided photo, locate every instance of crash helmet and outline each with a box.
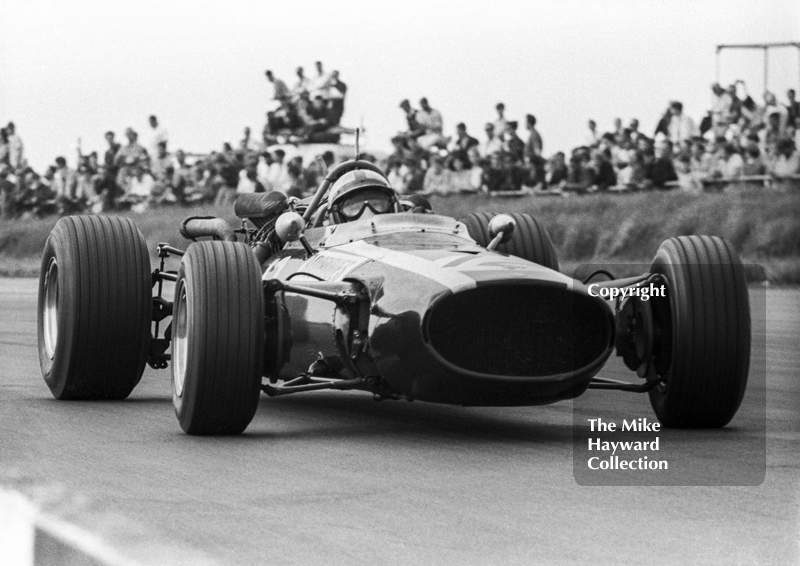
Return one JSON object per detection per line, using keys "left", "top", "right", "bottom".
{"left": 327, "top": 169, "right": 400, "bottom": 224}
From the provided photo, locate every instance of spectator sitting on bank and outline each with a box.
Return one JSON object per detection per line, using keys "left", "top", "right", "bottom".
{"left": 449, "top": 123, "right": 479, "bottom": 154}
{"left": 405, "top": 136, "right": 429, "bottom": 168}
{"left": 648, "top": 141, "right": 678, "bottom": 189}
{"left": 449, "top": 151, "right": 479, "bottom": 193}
{"left": 768, "top": 138, "right": 800, "bottom": 186}
{"left": 16, "top": 169, "right": 57, "bottom": 217}
{"left": 386, "top": 135, "right": 409, "bottom": 173}
{"left": 563, "top": 150, "right": 596, "bottom": 192}
{"left": 718, "top": 143, "right": 745, "bottom": 179}
{"left": 267, "top": 98, "right": 302, "bottom": 141}
{"left": 481, "top": 122, "right": 503, "bottom": 156}
{"left": 76, "top": 161, "right": 101, "bottom": 212}
{"left": 5, "top": 122, "right": 25, "bottom": 170}
{"left": 422, "top": 153, "right": 451, "bottom": 195}
{"left": 480, "top": 153, "right": 502, "bottom": 193}
{"left": 301, "top": 95, "right": 333, "bottom": 140}
{"left": 416, "top": 97, "right": 445, "bottom": 149}
{"left": 589, "top": 149, "right": 617, "bottom": 191}
{"left": 403, "top": 157, "right": 426, "bottom": 193}
{"left": 786, "top": 89, "right": 800, "bottom": 123}
{"left": 742, "top": 145, "right": 766, "bottom": 176}
{"left": 237, "top": 154, "right": 266, "bottom": 194}
{"left": 267, "top": 148, "right": 290, "bottom": 193}
{"left": 545, "top": 152, "right": 569, "bottom": 189}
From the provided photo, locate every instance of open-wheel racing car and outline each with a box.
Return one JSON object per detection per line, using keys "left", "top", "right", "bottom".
{"left": 37, "top": 157, "right": 751, "bottom": 435}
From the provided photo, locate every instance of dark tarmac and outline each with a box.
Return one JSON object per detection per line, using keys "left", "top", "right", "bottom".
{"left": 1, "top": 278, "right": 797, "bottom": 565}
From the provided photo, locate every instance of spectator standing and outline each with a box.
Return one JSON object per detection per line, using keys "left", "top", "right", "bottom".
{"left": 493, "top": 103, "right": 509, "bottom": 136}
{"left": 0, "top": 129, "right": 9, "bottom": 167}
{"left": 711, "top": 83, "right": 732, "bottom": 127}
{"left": 5, "top": 122, "right": 24, "bottom": 170}
{"left": 308, "top": 61, "right": 331, "bottom": 99}
{"left": 610, "top": 117, "right": 624, "bottom": 143}
{"left": 265, "top": 70, "right": 290, "bottom": 105}
{"left": 786, "top": 89, "right": 800, "bottom": 124}
{"left": 584, "top": 120, "right": 599, "bottom": 147}
{"left": 292, "top": 67, "right": 310, "bottom": 100}
{"left": 52, "top": 156, "right": 81, "bottom": 212}
{"left": 327, "top": 70, "right": 347, "bottom": 126}
{"left": 146, "top": 116, "right": 168, "bottom": 159}
{"left": 629, "top": 118, "right": 642, "bottom": 145}
{"left": 524, "top": 114, "right": 543, "bottom": 159}
{"left": 666, "top": 101, "right": 696, "bottom": 145}
{"left": 416, "top": 97, "right": 445, "bottom": 149}
{"left": 114, "top": 128, "right": 149, "bottom": 192}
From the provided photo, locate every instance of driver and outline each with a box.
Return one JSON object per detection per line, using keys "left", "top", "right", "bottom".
{"left": 327, "top": 169, "right": 401, "bottom": 224}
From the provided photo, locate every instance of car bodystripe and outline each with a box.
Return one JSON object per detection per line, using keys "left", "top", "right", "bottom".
{"left": 338, "top": 241, "right": 477, "bottom": 293}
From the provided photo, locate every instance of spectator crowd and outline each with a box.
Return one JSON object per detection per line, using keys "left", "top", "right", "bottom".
{"left": 2, "top": 70, "right": 799, "bottom": 221}
{"left": 387, "top": 82, "right": 800, "bottom": 197}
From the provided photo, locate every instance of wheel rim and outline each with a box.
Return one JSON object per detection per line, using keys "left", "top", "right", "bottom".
{"left": 173, "top": 284, "right": 189, "bottom": 397}
{"left": 43, "top": 258, "right": 59, "bottom": 360}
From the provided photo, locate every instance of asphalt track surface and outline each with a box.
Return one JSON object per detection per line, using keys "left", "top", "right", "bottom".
{"left": 1, "top": 277, "right": 797, "bottom": 565}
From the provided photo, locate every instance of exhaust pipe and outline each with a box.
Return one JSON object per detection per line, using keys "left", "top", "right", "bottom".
{"left": 179, "top": 216, "right": 237, "bottom": 242}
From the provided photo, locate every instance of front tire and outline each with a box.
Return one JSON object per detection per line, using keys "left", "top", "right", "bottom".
{"left": 172, "top": 241, "right": 264, "bottom": 435}
{"left": 460, "top": 212, "right": 559, "bottom": 270}
{"left": 647, "top": 235, "right": 750, "bottom": 428}
{"left": 37, "top": 216, "right": 152, "bottom": 400}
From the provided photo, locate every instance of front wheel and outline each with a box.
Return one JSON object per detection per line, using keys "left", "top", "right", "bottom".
{"left": 37, "top": 216, "right": 152, "bottom": 400}
{"left": 172, "top": 241, "right": 265, "bottom": 435}
{"left": 460, "top": 212, "right": 559, "bottom": 271}
{"left": 647, "top": 235, "right": 750, "bottom": 428}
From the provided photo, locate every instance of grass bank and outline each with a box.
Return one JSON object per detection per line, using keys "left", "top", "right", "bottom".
{"left": 1, "top": 190, "right": 798, "bottom": 283}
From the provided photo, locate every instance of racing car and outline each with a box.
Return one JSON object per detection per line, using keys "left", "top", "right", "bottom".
{"left": 37, "top": 158, "right": 751, "bottom": 435}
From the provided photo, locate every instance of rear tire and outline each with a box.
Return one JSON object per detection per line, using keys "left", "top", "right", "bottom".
{"left": 647, "top": 235, "right": 750, "bottom": 428}
{"left": 460, "top": 212, "right": 559, "bottom": 270}
{"left": 37, "top": 216, "right": 152, "bottom": 400}
{"left": 172, "top": 241, "right": 264, "bottom": 435}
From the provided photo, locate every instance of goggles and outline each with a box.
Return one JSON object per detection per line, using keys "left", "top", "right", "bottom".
{"left": 333, "top": 188, "right": 394, "bottom": 220}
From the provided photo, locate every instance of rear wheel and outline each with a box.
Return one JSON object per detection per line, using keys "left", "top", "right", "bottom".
{"left": 460, "top": 212, "right": 559, "bottom": 270}
{"left": 647, "top": 235, "right": 750, "bottom": 428}
{"left": 37, "top": 215, "right": 152, "bottom": 400}
{"left": 172, "top": 241, "right": 265, "bottom": 435}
